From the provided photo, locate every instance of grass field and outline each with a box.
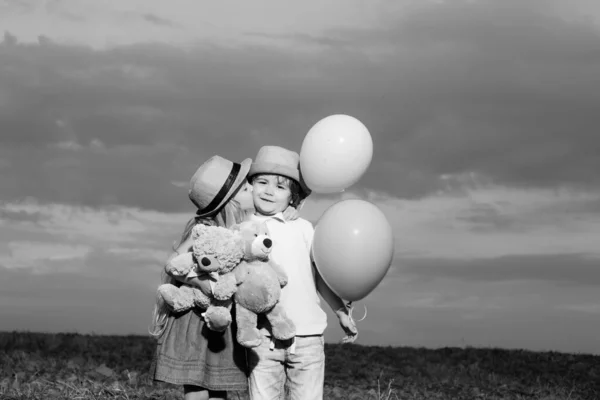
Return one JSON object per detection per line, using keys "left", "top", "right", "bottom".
{"left": 0, "top": 331, "right": 598, "bottom": 399}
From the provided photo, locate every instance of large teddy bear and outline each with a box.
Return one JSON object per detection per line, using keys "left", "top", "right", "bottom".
{"left": 231, "top": 220, "right": 296, "bottom": 348}
{"left": 157, "top": 224, "right": 245, "bottom": 332}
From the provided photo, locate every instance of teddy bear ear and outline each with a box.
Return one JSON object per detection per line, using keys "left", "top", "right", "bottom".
{"left": 193, "top": 223, "right": 206, "bottom": 231}
{"left": 192, "top": 223, "right": 206, "bottom": 236}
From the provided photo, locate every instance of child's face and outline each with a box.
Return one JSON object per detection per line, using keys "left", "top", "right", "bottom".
{"left": 251, "top": 174, "right": 292, "bottom": 216}
{"left": 233, "top": 181, "right": 254, "bottom": 211}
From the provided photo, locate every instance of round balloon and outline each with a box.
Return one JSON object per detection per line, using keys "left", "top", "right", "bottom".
{"left": 300, "top": 115, "right": 373, "bottom": 194}
{"left": 312, "top": 199, "right": 394, "bottom": 301}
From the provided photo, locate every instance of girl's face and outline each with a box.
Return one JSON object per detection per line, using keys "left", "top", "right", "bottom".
{"left": 251, "top": 174, "right": 292, "bottom": 216}
{"left": 233, "top": 181, "right": 254, "bottom": 211}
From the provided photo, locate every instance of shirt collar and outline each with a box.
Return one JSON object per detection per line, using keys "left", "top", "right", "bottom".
{"left": 251, "top": 212, "right": 286, "bottom": 224}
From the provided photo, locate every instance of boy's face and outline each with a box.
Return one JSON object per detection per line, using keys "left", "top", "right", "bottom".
{"left": 251, "top": 174, "right": 292, "bottom": 216}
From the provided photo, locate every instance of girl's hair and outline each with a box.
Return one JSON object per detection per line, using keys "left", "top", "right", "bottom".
{"left": 148, "top": 196, "right": 249, "bottom": 338}
{"left": 249, "top": 174, "right": 303, "bottom": 208}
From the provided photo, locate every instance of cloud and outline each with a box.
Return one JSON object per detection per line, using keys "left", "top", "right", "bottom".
{"left": 323, "top": 273, "right": 600, "bottom": 352}
{"left": 1, "top": 193, "right": 600, "bottom": 352}
{"left": 0, "top": 143, "right": 194, "bottom": 211}
{"left": 141, "top": 13, "right": 177, "bottom": 28}
{"left": 1, "top": 0, "right": 600, "bottom": 212}
{"left": 0, "top": 0, "right": 389, "bottom": 49}
{"left": 0, "top": 200, "right": 190, "bottom": 276}
{"left": 302, "top": 182, "right": 600, "bottom": 261}
{"left": 53, "top": 140, "right": 84, "bottom": 151}
{"left": 0, "top": 242, "right": 91, "bottom": 273}
{"left": 2, "top": 0, "right": 600, "bottom": 353}
{"left": 0, "top": 266, "right": 159, "bottom": 335}
{"left": 401, "top": 253, "right": 600, "bottom": 287}
{"left": 4, "top": 179, "right": 598, "bottom": 278}
{"left": 105, "top": 247, "right": 171, "bottom": 265}
{"left": 0, "top": 207, "right": 47, "bottom": 223}
{"left": 558, "top": 303, "right": 600, "bottom": 315}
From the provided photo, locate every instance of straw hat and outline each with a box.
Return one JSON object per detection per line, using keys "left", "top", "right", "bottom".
{"left": 249, "top": 146, "right": 301, "bottom": 181}
{"left": 248, "top": 145, "right": 312, "bottom": 197}
{"left": 189, "top": 155, "right": 252, "bottom": 217}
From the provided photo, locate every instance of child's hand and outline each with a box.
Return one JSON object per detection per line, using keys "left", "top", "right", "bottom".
{"left": 336, "top": 307, "right": 358, "bottom": 338}
{"left": 282, "top": 199, "right": 306, "bottom": 221}
{"left": 283, "top": 205, "right": 300, "bottom": 221}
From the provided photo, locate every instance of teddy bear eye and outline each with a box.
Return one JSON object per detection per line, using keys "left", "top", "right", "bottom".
{"left": 201, "top": 257, "right": 211, "bottom": 266}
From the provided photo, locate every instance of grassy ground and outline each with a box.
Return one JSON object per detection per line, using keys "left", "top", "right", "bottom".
{"left": 0, "top": 331, "right": 598, "bottom": 399}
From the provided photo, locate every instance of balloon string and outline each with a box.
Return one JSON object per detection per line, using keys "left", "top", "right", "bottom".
{"left": 350, "top": 301, "right": 368, "bottom": 322}
{"left": 341, "top": 301, "right": 367, "bottom": 344}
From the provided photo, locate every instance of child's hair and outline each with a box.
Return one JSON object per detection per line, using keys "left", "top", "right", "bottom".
{"left": 148, "top": 197, "right": 249, "bottom": 338}
{"left": 249, "top": 174, "right": 303, "bottom": 208}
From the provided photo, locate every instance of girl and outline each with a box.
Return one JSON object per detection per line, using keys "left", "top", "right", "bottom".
{"left": 149, "top": 155, "right": 254, "bottom": 400}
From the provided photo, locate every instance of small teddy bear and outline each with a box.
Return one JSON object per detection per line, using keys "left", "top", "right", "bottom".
{"left": 231, "top": 220, "right": 296, "bottom": 348}
{"left": 157, "top": 224, "right": 245, "bottom": 332}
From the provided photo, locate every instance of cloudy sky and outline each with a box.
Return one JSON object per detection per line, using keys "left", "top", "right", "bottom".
{"left": 1, "top": 0, "right": 600, "bottom": 355}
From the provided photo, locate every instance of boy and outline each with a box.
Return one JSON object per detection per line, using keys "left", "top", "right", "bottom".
{"left": 246, "top": 145, "right": 357, "bottom": 400}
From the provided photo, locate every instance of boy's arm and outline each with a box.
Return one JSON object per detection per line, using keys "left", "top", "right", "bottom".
{"left": 314, "top": 267, "right": 357, "bottom": 337}
{"left": 165, "top": 236, "right": 213, "bottom": 297}
{"left": 306, "top": 220, "right": 357, "bottom": 336}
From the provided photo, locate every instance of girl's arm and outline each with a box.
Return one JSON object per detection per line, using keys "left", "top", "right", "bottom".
{"left": 166, "top": 236, "right": 213, "bottom": 297}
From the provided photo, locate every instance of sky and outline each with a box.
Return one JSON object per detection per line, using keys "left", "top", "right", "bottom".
{"left": 1, "top": 0, "right": 600, "bottom": 355}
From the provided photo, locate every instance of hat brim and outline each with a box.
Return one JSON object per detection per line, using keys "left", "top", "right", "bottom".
{"left": 195, "top": 157, "right": 252, "bottom": 218}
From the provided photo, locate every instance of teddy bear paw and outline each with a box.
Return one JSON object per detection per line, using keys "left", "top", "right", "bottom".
{"left": 238, "top": 328, "right": 263, "bottom": 348}
{"left": 202, "top": 306, "right": 231, "bottom": 332}
{"left": 158, "top": 285, "right": 193, "bottom": 313}
{"left": 271, "top": 322, "right": 296, "bottom": 341}
{"left": 268, "top": 311, "right": 296, "bottom": 341}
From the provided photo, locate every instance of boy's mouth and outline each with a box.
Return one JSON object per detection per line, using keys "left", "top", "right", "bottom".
{"left": 259, "top": 197, "right": 274, "bottom": 203}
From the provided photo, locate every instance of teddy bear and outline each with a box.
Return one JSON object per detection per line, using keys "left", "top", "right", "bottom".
{"left": 157, "top": 224, "right": 245, "bottom": 332}
{"left": 231, "top": 220, "right": 296, "bottom": 348}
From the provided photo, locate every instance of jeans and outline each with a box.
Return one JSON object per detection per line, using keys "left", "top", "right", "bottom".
{"left": 247, "top": 335, "right": 325, "bottom": 400}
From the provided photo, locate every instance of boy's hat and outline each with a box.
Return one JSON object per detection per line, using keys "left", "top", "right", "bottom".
{"left": 249, "top": 146, "right": 300, "bottom": 182}
{"left": 249, "top": 145, "right": 312, "bottom": 197}
{"left": 189, "top": 155, "right": 252, "bottom": 217}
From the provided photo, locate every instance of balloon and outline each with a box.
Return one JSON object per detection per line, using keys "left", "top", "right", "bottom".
{"left": 300, "top": 115, "right": 373, "bottom": 194}
{"left": 312, "top": 199, "right": 394, "bottom": 301}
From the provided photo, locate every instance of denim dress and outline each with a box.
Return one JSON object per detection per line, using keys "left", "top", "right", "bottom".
{"left": 150, "top": 304, "right": 249, "bottom": 393}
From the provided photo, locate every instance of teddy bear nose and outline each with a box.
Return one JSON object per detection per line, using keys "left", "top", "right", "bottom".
{"left": 201, "top": 257, "right": 211, "bottom": 266}
{"left": 263, "top": 238, "right": 272, "bottom": 248}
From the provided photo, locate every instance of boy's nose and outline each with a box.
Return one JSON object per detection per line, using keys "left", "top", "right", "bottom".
{"left": 263, "top": 238, "right": 272, "bottom": 248}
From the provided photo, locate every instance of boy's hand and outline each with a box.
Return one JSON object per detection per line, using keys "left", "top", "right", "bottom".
{"left": 336, "top": 307, "right": 358, "bottom": 338}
